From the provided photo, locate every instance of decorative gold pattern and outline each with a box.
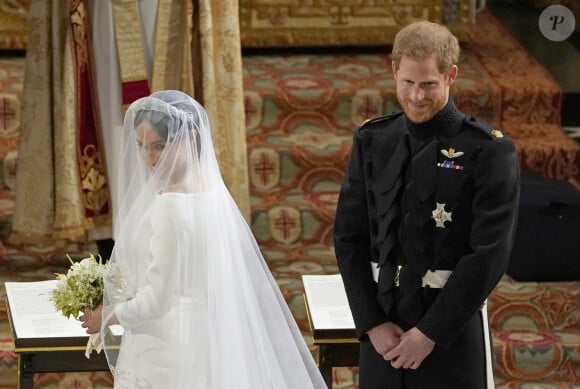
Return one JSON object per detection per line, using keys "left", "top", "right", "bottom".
{"left": 0, "top": 0, "right": 29, "bottom": 49}
{"left": 70, "top": 0, "right": 110, "bottom": 225}
{"left": 10, "top": 0, "right": 111, "bottom": 246}
{"left": 11, "top": 0, "right": 83, "bottom": 245}
{"left": 151, "top": 0, "right": 191, "bottom": 93}
{"left": 196, "top": 0, "right": 250, "bottom": 220}
{"left": 111, "top": 0, "right": 150, "bottom": 105}
{"left": 79, "top": 145, "right": 108, "bottom": 213}
{"left": 240, "top": 0, "right": 475, "bottom": 47}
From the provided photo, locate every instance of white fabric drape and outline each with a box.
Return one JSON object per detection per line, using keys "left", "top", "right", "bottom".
{"left": 86, "top": 0, "right": 159, "bottom": 239}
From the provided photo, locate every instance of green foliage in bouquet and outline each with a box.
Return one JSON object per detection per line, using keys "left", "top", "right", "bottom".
{"left": 50, "top": 253, "right": 109, "bottom": 319}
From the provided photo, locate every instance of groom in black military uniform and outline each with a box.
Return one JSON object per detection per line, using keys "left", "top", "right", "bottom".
{"left": 334, "top": 21, "right": 520, "bottom": 389}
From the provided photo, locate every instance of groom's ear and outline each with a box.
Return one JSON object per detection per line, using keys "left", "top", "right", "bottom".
{"left": 446, "top": 65, "right": 458, "bottom": 85}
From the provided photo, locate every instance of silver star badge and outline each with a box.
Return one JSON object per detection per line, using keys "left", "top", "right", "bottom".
{"left": 432, "top": 202, "right": 452, "bottom": 228}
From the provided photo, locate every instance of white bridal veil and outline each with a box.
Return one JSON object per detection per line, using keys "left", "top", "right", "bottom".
{"left": 101, "top": 90, "right": 326, "bottom": 388}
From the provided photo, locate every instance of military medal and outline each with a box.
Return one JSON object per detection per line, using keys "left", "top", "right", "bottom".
{"left": 439, "top": 148, "right": 465, "bottom": 170}
{"left": 437, "top": 160, "right": 464, "bottom": 170}
{"left": 432, "top": 202, "right": 452, "bottom": 228}
{"left": 440, "top": 148, "right": 464, "bottom": 158}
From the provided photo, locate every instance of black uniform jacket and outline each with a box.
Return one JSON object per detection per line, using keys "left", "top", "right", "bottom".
{"left": 334, "top": 101, "right": 520, "bottom": 347}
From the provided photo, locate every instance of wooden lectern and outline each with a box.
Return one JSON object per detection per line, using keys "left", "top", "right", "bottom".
{"left": 5, "top": 281, "right": 115, "bottom": 389}
{"left": 302, "top": 274, "right": 360, "bottom": 387}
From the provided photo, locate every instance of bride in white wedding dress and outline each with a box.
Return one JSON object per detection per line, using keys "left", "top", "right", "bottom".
{"left": 80, "top": 90, "right": 327, "bottom": 388}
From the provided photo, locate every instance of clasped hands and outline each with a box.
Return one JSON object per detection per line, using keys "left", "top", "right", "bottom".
{"left": 367, "top": 322, "right": 435, "bottom": 370}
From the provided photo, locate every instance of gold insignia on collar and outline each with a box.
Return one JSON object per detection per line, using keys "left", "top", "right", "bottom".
{"left": 491, "top": 129, "right": 504, "bottom": 138}
{"left": 440, "top": 148, "right": 464, "bottom": 158}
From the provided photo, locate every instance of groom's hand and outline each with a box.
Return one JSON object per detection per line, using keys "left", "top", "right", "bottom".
{"left": 383, "top": 327, "right": 435, "bottom": 369}
{"left": 367, "top": 321, "right": 404, "bottom": 356}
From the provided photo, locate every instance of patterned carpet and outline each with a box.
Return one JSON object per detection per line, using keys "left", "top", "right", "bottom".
{"left": 0, "top": 6, "right": 579, "bottom": 388}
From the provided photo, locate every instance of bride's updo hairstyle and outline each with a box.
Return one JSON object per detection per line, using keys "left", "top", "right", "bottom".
{"left": 132, "top": 90, "right": 202, "bottom": 156}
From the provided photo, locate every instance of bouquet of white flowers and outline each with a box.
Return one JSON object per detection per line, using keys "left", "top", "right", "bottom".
{"left": 50, "top": 253, "right": 111, "bottom": 358}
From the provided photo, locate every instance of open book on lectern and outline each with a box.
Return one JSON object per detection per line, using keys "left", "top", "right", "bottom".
{"left": 4, "top": 280, "right": 123, "bottom": 348}
{"left": 301, "top": 274, "right": 357, "bottom": 339}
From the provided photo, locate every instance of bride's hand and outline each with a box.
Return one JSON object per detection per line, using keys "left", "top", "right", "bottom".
{"left": 79, "top": 304, "right": 103, "bottom": 334}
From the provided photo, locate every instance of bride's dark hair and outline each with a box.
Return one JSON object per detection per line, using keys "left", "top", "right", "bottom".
{"left": 133, "top": 110, "right": 170, "bottom": 139}
{"left": 133, "top": 92, "right": 202, "bottom": 156}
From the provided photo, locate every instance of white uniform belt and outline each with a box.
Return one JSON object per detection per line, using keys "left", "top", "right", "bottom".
{"left": 420, "top": 269, "right": 453, "bottom": 288}
{"left": 370, "top": 263, "right": 452, "bottom": 288}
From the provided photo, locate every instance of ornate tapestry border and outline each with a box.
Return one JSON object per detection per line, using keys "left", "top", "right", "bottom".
{"left": 240, "top": 0, "right": 475, "bottom": 47}
{"left": 0, "top": 0, "right": 29, "bottom": 50}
